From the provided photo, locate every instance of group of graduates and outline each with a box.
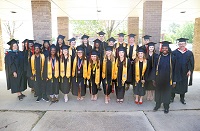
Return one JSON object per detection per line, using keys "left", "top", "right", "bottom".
{"left": 5, "top": 31, "right": 194, "bottom": 114}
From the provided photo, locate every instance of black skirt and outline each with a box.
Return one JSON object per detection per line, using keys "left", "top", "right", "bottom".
{"left": 72, "top": 77, "right": 86, "bottom": 96}
{"left": 145, "top": 80, "right": 155, "bottom": 90}
{"left": 134, "top": 82, "right": 146, "bottom": 96}
{"left": 46, "top": 77, "right": 59, "bottom": 95}
{"left": 102, "top": 77, "right": 112, "bottom": 95}
{"left": 59, "top": 76, "right": 71, "bottom": 94}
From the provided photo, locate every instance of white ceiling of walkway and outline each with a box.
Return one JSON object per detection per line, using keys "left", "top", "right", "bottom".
{"left": 0, "top": 0, "right": 199, "bottom": 22}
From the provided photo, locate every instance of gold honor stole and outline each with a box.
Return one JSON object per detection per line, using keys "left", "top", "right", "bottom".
{"left": 102, "top": 58, "right": 115, "bottom": 82}
{"left": 31, "top": 54, "right": 45, "bottom": 81}
{"left": 135, "top": 59, "right": 147, "bottom": 87}
{"left": 128, "top": 43, "right": 137, "bottom": 60}
{"left": 60, "top": 56, "right": 71, "bottom": 83}
{"left": 115, "top": 42, "right": 129, "bottom": 56}
{"left": 72, "top": 57, "right": 87, "bottom": 81}
{"left": 47, "top": 57, "right": 59, "bottom": 81}
{"left": 114, "top": 58, "right": 128, "bottom": 86}
{"left": 87, "top": 61, "right": 100, "bottom": 85}
{"left": 69, "top": 47, "right": 76, "bottom": 56}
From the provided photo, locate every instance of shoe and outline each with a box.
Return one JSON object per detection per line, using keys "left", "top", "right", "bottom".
{"left": 21, "top": 93, "right": 26, "bottom": 98}
{"left": 139, "top": 101, "right": 143, "bottom": 105}
{"left": 31, "top": 88, "right": 35, "bottom": 93}
{"left": 125, "top": 86, "right": 129, "bottom": 91}
{"left": 135, "top": 100, "right": 139, "bottom": 104}
{"left": 180, "top": 99, "right": 186, "bottom": 105}
{"left": 164, "top": 109, "right": 169, "bottom": 114}
{"left": 64, "top": 96, "right": 68, "bottom": 103}
{"left": 153, "top": 107, "right": 160, "bottom": 112}
{"left": 36, "top": 97, "right": 42, "bottom": 103}
{"left": 54, "top": 97, "right": 59, "bottom": 103}
{"left": 119, "top": 99, "right": 124, "bottom": 104}
{"left": 50, "top": 97, "right": 55, "bottom": 103}
{"left": 98, "top": 87, "right": 102, "bottom": 91}
{"left": 18, "top": 95, "right": 23, "bottom": 101}
{"left": 42, "top": 96, "right": 49, "bottom": 102}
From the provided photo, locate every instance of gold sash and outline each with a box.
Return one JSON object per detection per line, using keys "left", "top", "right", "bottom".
{"left": 69, "top": 47, "right": 76, "bottom": 56}
{"left": 102, "top": 58, "right": 115, "bottom": 80}
{"left": 87, "top": 61, "right": 100, "bottom": 85}
{"left": 47, "top": 57, "right": 59, "bottom": 79}
{"left": 114, "top": 58, "right": 127, "bottom": 86}
{"left": 31, "top": 54, "right": 45, "bottom": 80}
{"left": 72, "top": 57, "right": 87, "bottom": 80}
{"left": 135, "top": 59, "right": 147, "bottom": 87}
{"left": 60, "top": 56, "right": 71, "bottom": 82}
{"left": 128, "top": 43, "right": 137, "bottom": 60}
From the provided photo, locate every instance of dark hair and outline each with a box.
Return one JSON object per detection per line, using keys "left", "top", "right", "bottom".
{"left": 56, "top": 38, "right": 65, "bottom": 56}
{"left": 117, "top": 51, "right": 126, "bottom": 67}
{"left": 10, "top": 43, "right": 19, "bottom": 51}
{"left": 89, "top": 56, "right": 100, "bottom": 69}
{"left": 23, "top": 39, "right": 29, "bottom": 51}
{"left": 49, "top": 47, "right": 59, "bottom": 61}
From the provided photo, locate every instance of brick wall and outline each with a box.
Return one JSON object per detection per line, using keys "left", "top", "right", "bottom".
{"left": 128, "top": 17, "right": 139, "bottom": 44}
{"left": 143, "top": 1, "right": 162, "bottom": 51}
{"left": 57, "top": 17, "right": 69, "bottom": 44}
{"left": 193, "top": 18, "right": 200, "bottom": 71}
{"left": 31, "top": 0, "right": 52, "bottom": 43}
{"left": 0, "top": 19, "right": 3, "bottom": 71}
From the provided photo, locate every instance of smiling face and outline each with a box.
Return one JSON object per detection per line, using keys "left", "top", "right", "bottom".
{"left": 99, "top": 35, "right": 104, "bottom": 41}
{"left": 12, "top": 43, "right": 18, "bottom": 51}
{"left": 162, "top": 46, "right": 169, "bottom": 55}
{"left": 50, "top": 48, "right": 56, "bottom": 56}
{"left": 58, "top": 38, "right": 63, "bottom": 46}
{"left": 137, "top": 52, "right": 144, "bottom": 59}
{"left": 34, "top": 47, "right": 40, "bottom": 54}
{"left": 70, "top": 41, "right": 76, "bottom": 48}
{"left": 178, "top": 42, "right": 186, "bottom": 50}
{"left": 143, "top": 39, "right": 150, "bottom": 45}
{"left": 77, "top": 51, "right": 83, "bottom": 58}
{"left": 62, "top": 49, "right": 68, "bottom": 56}
{"left": 149, "top": 46, "right": 155, "bottom": 52}
{"left": 29, "top": 43, "right": 33, "bottom": 49}
{"left": 109, "top": 41, "right": 114, "bottom": 46}
{"left": 118, "top": 36, "right": 124, "bottom": 43}
{"left": 91, "top": 55, "right": 97, "bottom": 61}
{"left": 119, "top": 51, "right": 125, "bottom": 58}
{"left": 82, "top": 38, "right": 88, "bottom": 44}
{"left": 94, "top": 43, "right": 100, "bottom": 48}
{"left": 106, "top": 50, "right": 112, "bottom": 57}
{"left": 129, "top": 37, "right": 135, "bottom": 43}
{"left": 44, "top": 42, "right": 49, "bottom": 49}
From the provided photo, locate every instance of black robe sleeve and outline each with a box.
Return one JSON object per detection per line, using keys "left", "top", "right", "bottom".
{"left": 126, "top": 59, "right": 132, "bottom": 83}
{"left": 43, "top": 57, "right": 48, "bottom": 80}
{"left": 27, "top": 58, "right": 33, "bottom": 78}
{"left": 188, "top": 51, "right": 194, "bottom": 86}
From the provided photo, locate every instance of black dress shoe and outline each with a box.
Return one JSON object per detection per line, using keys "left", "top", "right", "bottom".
{"left": 164, "top": 109, "right": 169, "bottom": 114}
{"left": 21, "top": 93, "right": 26, "bottom": 98}
{"left": 98, "top": 87, "right": 102, "bottom": 91}
{"left": 153, "top": 107, "right": 160, "bottom": 112}
{"left": 170, "top": 98, "right": 174, "bottom": 103}
{"left": 18, "top": 95, "right": 23, "bottom": 101}
{"left": 36, "top": 97, "right": 42, "bottom": 103}
{"left": 180, "top": 100, "right": 186, "bottom": 105}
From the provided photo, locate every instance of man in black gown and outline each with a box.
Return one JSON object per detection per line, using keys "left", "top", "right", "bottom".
{"left": 171, "top": 38, "right": 194, "bottom": 104}
{"left": 153, "top": 41, "right": 177, "bottom": 114}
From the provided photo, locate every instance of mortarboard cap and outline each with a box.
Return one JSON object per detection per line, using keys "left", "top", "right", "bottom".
{"left": 68, "top": 37, "right": 76, "bottom": 43}
{"left": 117, "top": 33, "right": 126, "bottom": 37}
{"left": 61, "top": 45, "right": 70, "bottom": 50}
{"left": 107, "top": 37, "right": 116, "bottom": 42}
{"left": 50, "top": 44, "right": 57, "bottom": 50}
{"left": 143, "top": 35, "right": 152, "bottom": 40}
{"left": 97, "top": 31, "right": 105, "bottom": 36}
{"left": 177, "top": 38, "right": 189, "bottom": 43}
{"left": 57, "top": 35, "right": 65, "bottom": 40}
{"left": 128, "top": 34, "right": 136, "bottom": 38}
{"left": 28, "top": 40, "right": 35, "bottom": 44}
{"left": 34, "top": 43, "right": 42, "bottom": 48}
{"left": 91, "top": 49, "right": 100, "bottom": 57}
{"left": 93, "top": 39, "right": 101, "bottom": 44}
{"left": 7, "top": 39, "right": 18, "bottom": 45}
{"left": 22, "top": 39, "right": 28, "bottom": 43}
{"left": 43, "top": 40, "right": 50, "bottom": 45}
{"left": 76, "top": 45, "right": 84, "bottom": 52}
{"left": 136, "top": 47, "right": 145, "bottom": 53}
{"left": 161, "top": 41, "right": 172, "bottom": 48}
{"left": 118, "top": 46, "right": 126, "bottom": 52}
{"left": 105, "top": 46, "right": 113, "bottom": 51}
{"left": 81, "top": 34, "right": 89, "bottom": 39}
{"left": 147, "top": 42, "right": 157, "bottom": 46}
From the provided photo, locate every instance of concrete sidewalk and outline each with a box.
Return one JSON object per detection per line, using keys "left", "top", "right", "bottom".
{"left": 0, "top": 71, "right": 200, "bottom": 131}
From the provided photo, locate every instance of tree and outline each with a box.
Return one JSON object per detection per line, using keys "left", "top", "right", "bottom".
{"left": 3, "top": 21, "right": 23, "bottom": 40}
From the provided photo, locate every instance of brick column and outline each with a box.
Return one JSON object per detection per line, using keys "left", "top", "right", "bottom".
{"left": 57, "top": 17, "right": 69, "bottom": 44}
{"left": 128, "top": 17, "right": 139, "bottom": 44}
{"left": 143, "top": 1, "right": 162, "bottom": 51}
{"left": 0, "top": 19, "right": 3, "bottom": 71}
{"left": 31, "top": 0, "right": 52, "bottom": 43}
{"left": 193, "top": 18, "right": 200, "bottom": 71}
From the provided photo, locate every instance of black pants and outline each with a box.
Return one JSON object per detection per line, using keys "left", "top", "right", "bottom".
{"left": 155, "top": 102, "right": 169, "bottom": 110}
{"left": 171, "top": 93, "right": 185, "bottom": 100}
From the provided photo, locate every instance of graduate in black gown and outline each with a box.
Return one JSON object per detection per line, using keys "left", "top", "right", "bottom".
{"left": 81, "top": 34, "right": 92, "bottom": 61}
{"left": 114, "top": 33, "right": 128, "bottom": 57}
{"left": 25, "top": 40, "right": 36, "bottom": 95}
{"left": 42, "top": 40, "right": 50, "bottom": 57}
{"left": 171, "top": 38, "right": 194, "bottom": 104}
{"left": 68, "top": 37, "right": 76, "bottom": 61}
{"left": 56, "top": 35, "right": 65, "bottom": 57}
{"left": 145, "top": 42, "right": 158, "bottom": 101}
{"left": 126, "top": 34, "right": 139, "bottom": 90}
{"left": 102, "top": 46, "right": 115, "bottom": 104}
{"left": 97, "top": 31, "right": 108, "bottom": 52}
{"left": 43, "top": 44, "right": 60, "bottom": 103}
{"left": 133, "top": 47, "right": 148, "bottom": 105}
{"left": 5, "top": 39, "right": 26, "bottom": 100}
{"left": 141, "top": 35, "right": 152, "bottom": 54}
{"left": 152, "top": 41, "right": 177, "bottom": 114}
{"left": 27, "top": 43, "right": 49, "bottom": 102}
{"left": 93, "top": 39, "right": 103, "bottom": 62}
{"left": 107, "top": 37, "right": 116, "bottom": 58}
{"left": 59, "top": 45, "right": 72, "bottom": 103}
{"left": 114, "top": 46, "right": 131, "bottom": 103}
{"left": 87, "top": 50, "right": 101, "bottom": 101}
{"left": 22, "top": 39, "right": 29, "bottom": 91}
{"left": 72, "top": 45, "right": 88, "bottom": 100}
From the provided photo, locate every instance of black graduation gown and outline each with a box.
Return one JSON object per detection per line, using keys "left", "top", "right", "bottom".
{"left": 154, "top": 54, "right": 177, "bottom": 104}
{"left": 145, "top": 53, "right": 158, "bottom": 90}
{"left": 133, "top": 61, "right": 147, "bottom": 96}
{"left": 82, "top": 44, "right": 92, "bottom": 61}
{"left": 172, "top": 49, "right": 194, "bottom": 94}
{"left": 88, "top": 64, "right": 99, "bottom": 95}
{"left": 59, "top": 58, "right": 72, "bottom": 94}
{"left": 72, "top": 59, "right": 86, "bottom": 96}
{"left": 42, "top": 49, "right": 50, "bottom": 58}
{"left": 25, "top": 50, "right": 34, "bottom": 88}
{"left": 115, "top": 43, "right": 128, "bottom": 57}
{"left": 102, "top": 59, "right": 113, "bottom": 95}
{"left": 71, "top": 48, "right": 76, "bottom": 61}
{"left": 5, "top": 51, "right": 26, "bottom": 93}
{"left": 27, "top": 55, "right": 45, "bottom": 97}
{"left": 43, "top": 57, "right": 59, "bottom": 95}
{"left": 115, "top": 59, "right": 131, "bottom": 99}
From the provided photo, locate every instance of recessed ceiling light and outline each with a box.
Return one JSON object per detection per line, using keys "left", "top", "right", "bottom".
{"left": 97, "top": 10, "right": 101, "bottom": 12}
{"left": 11, "top": 11, "right": 16, "bottom": 13}
{"left": 180, "top": 11, "right": 186, "bottom": 13}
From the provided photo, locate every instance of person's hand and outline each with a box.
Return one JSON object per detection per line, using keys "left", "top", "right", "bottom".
{"left": 13, "top": 72, "right": 17, "bottom": 78}
{"left": 30, "top": 76, "right": 34, "bottom": 80}
{"left": 187, "top": 70, "right": 191, "bottom": 77}
{"left": 172, "top": 82, "right": 176, "bottom": 88}
{"left": 141, "top": 80, "right": 145, "bottom": 84}
{"left": 152, "top": 80, "right": 156, "bottom": 87}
